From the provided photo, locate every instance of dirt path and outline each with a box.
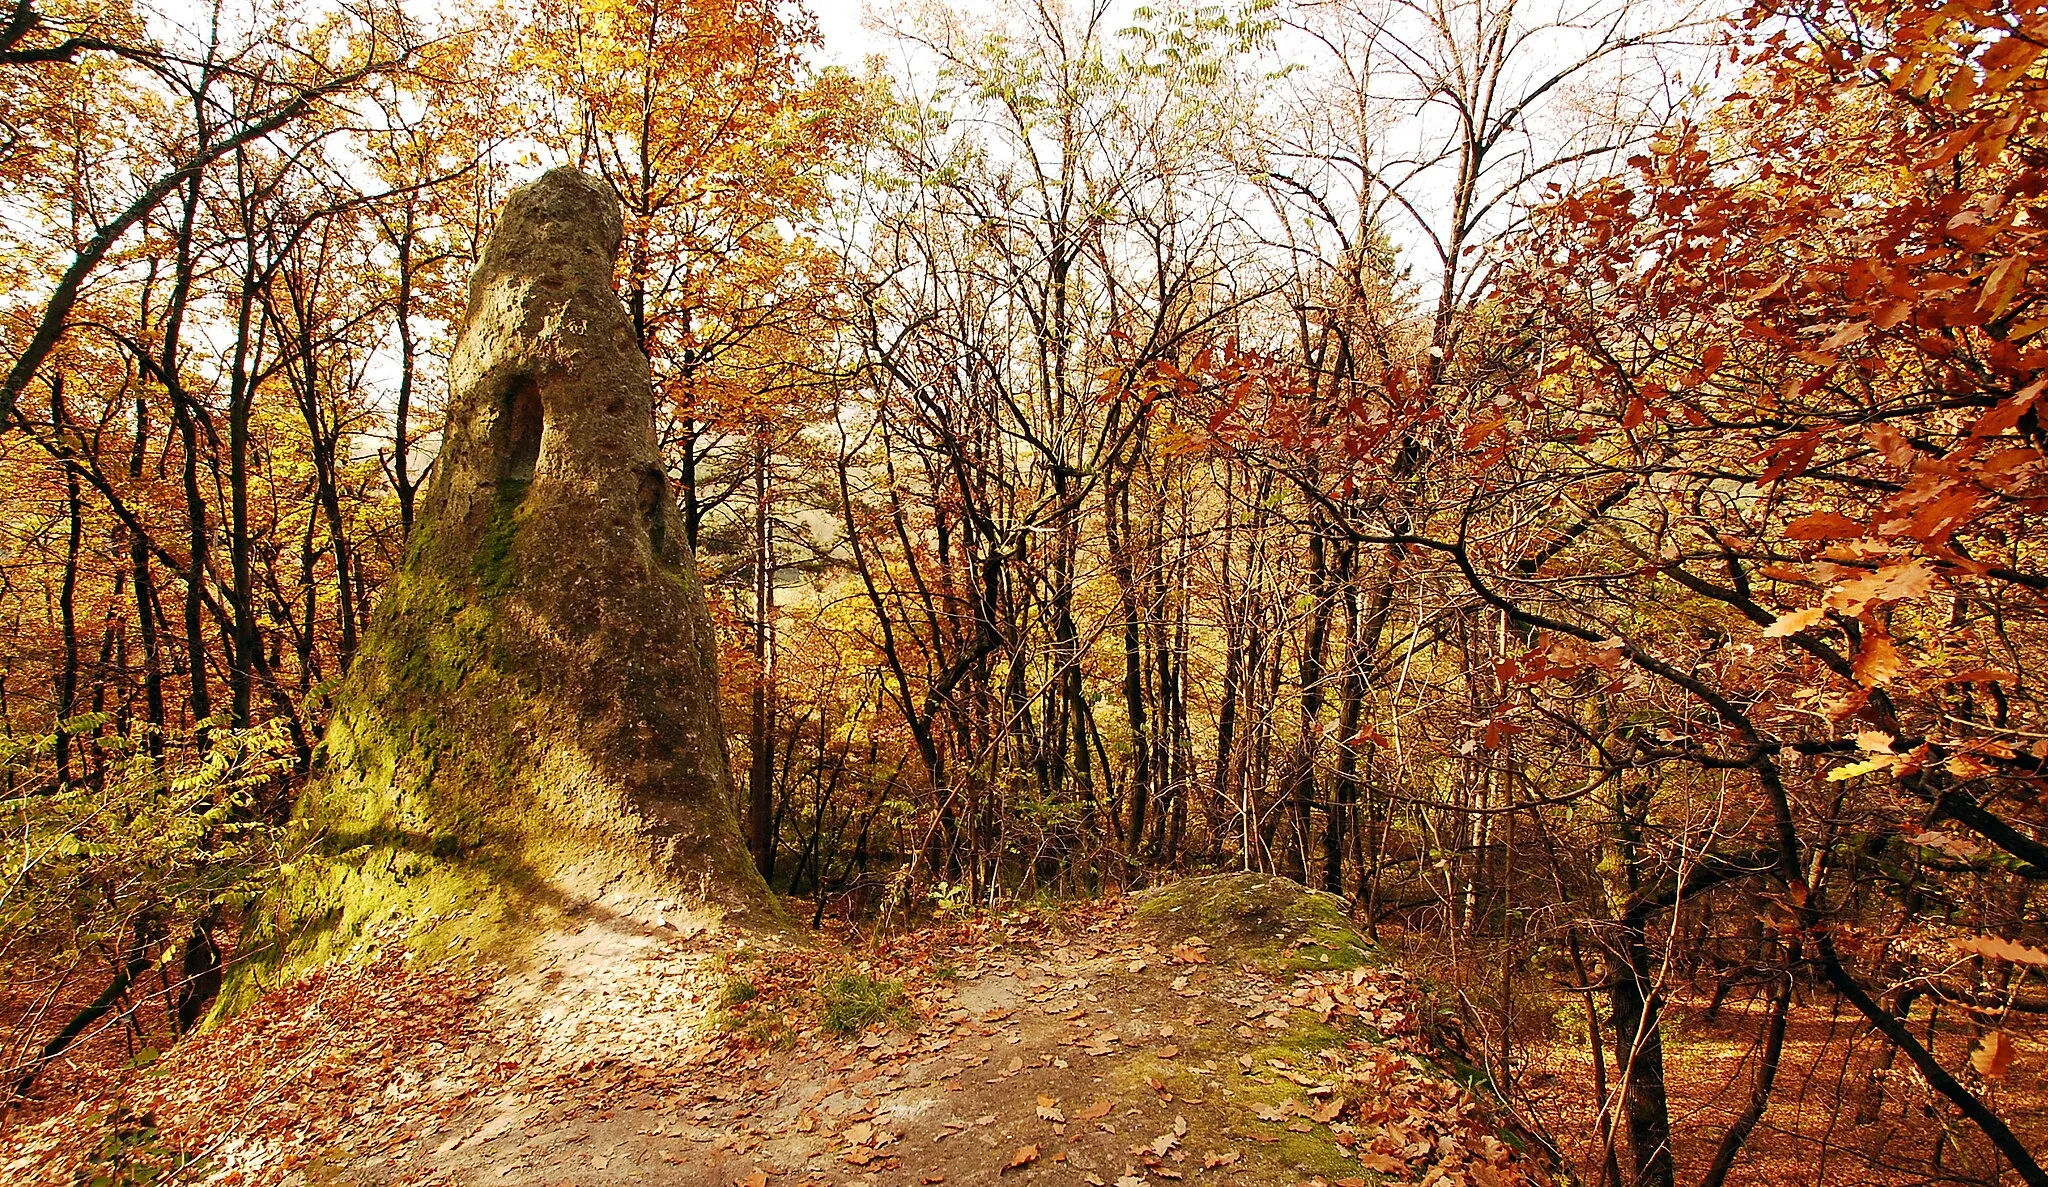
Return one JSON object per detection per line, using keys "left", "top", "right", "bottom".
{"left": 3, "top": 877, "right": 1541, "bottom": 1187}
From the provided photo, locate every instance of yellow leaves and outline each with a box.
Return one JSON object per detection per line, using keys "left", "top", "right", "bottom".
{"left": 1831, "top": 736, "right": 1929, "bottom": 782}
{"left": 514, "top": 0, "right": 865, "bottom": 426}
{"left": 1034, "top": 1095, "right": 1064, "bottom": 1124}
{"left": 1763, "top": 606, "right": 1826, "bottom": 638}
{"left": 1827, "top": 755, "right": 1891, "bottom": 781}
{"left": 1981, "top": 29, "right": 2048, "bottom": 89}
{"left": 1944, "top": 61, "right": 1980, "bottom": 111}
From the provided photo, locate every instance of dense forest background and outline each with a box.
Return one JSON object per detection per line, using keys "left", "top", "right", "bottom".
{"left": 3, "top": 0, "right": 2047, "bottom": 1183}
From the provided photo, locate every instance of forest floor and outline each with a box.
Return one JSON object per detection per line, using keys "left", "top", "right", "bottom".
{"left": 1513, "top": 977, "right": 2048, "bottom": 1187}
{"left": 0, "top": 875, "right": 1540, "bottom": 1187}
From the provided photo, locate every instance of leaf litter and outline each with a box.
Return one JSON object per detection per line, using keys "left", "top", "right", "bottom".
{"left": 2, "top": 899, "right": 1548, "bottom": 1187}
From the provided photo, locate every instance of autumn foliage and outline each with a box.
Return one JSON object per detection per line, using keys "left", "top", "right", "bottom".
{"left": 2, "top": 0, "right": 2047, "bottom": 1183}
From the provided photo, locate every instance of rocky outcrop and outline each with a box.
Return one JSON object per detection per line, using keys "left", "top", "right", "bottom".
{"left": 241, "top": 168, "right": 772, "bottom": 991}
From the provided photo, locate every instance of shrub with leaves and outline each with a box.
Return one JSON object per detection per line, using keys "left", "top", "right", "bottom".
{"left": 2, "top": 718, "right": 294, "bottom": 1101}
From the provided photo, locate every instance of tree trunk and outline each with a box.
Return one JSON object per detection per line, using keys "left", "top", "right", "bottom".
{"left": 748, "top": 441, "right": 776, "bottom": 879}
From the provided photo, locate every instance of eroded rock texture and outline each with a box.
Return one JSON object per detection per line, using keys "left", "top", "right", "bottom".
{"left": 247, "top": 169, "right": 771, "bottom": 986}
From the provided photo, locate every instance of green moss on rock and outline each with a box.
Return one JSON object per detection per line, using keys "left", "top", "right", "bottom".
{"left": 1132, "top": 872, "right": 1377, "bottom": 972}
{"left": 1109, "top": 1003, "right": 1374, "bottom": 1182}
{"left": 223, "top": 168, "right": 777, "bottom": 1012}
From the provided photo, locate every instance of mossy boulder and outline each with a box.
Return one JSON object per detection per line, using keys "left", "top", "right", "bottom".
{"left": 1132, "top": 872, "right": 1375, "bottom": 972}
{"left": 229, "top": 169, "right": 775, "bottom": 1004}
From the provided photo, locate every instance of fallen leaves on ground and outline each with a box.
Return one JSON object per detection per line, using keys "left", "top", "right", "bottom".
{"left": 2, "top": 898, "right": 1548, "bottom": 1187}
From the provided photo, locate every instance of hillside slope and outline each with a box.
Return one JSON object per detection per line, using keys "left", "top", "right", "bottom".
{"left": 3, "top": 877, "right": 1543, "bottom": 1187}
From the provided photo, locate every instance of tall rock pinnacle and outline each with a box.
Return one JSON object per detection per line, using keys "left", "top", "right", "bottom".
{"left": 247, "top": 169, "right": 773, "bottom": 983}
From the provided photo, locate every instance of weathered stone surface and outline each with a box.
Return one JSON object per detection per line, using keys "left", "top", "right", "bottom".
{"left": 241, "top": 168, "right": 772, "bottom": 989}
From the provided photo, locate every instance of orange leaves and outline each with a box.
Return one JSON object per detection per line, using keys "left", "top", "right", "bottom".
{"left": 1980, "top": 27, "right": 2048, "bottom": 89}
{"left": 1762, "top": 606, "right": 1826, "bottom": 638}
{"left": 1002, "top": 1144, "right": 1039, "bottom": 1172}
{"left": 1817, "top": 320, "right": 1871, "bottom": 351}
{"left": 1978, "top": 255, "right": 2032, "bottom": 318}
{"left": 1852, "top": 625, "right": 1904, "bottom": 688}
{"left": 1782, "top": 511, "right": 1866, "bottom": 540}
{"left": 1461, "top": 414, "right": 1509, "bottom": 449}
{"left": 1480, "top": 718, "right": 1524, "bottom": 751}
{"left": 1971, "top": 376, "right": 2046, "bottom": 436}
{"left": 1757, "top": 432, "right": 1820, "bottom": 483}
{"left": 1869, "top": 422, "right": 1915, "bottom": 464}
{"left": 1952, "top": 934, "right": 2048, "bottom": 967}
{"left": 1879, "top": 478, "right": 1983, "bottom": 549}
{"left": 1826, "top": 560, "right": 1937, "bottom": 616}
{"left": 1496, "top": 633, "right": 1624, "bottom": 684}
{"left": 1971, "top": 1032, "right": 2015, "bottom": 1081}
{"left": 1761, "top": 563, "right": 1928, "bottom": 682}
